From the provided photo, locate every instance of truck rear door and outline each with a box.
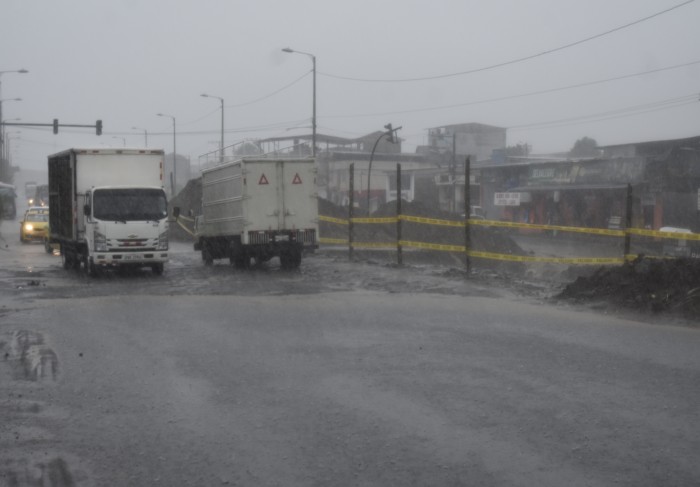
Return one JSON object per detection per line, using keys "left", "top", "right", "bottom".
{"left": 243, "top": 159, "right": 316, "bottom": 234}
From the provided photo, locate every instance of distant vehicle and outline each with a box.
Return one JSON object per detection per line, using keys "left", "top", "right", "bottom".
{"left": 190, "top": 157, "right": 318, "bottom": 269}
{"left": 0, "top": 181, "right": 17, "bottom": 220}
{"left": 48, "top": 148, "right": 170, "bottom": 276}
{"left": 34, "top": 184, "right": 49, "bottom": 207}
{"left": 20, "top": 206, "right": 50, "bottom": 243}
{"left": 25, "top": 181, "right": 37, "bottom": 206}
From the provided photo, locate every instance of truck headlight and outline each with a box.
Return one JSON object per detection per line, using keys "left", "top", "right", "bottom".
{"left": 24, "top": 223, "right": 34, "bottom": 231}
{"left": 94, "top": 231, "right": 108, "bottom": 252}
{"left": 157, "top": 230, "right": 168, "bottom": 250}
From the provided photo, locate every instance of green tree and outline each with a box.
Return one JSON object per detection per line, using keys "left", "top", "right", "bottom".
{"left": 569, "top": 137, "right": 599, "bottom": 157}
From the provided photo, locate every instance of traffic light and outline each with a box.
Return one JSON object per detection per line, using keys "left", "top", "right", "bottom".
{"left": 53, "top": 119, "right": 58, "bottom": 134}
{"left": 384, "top": 123, "right": 394, "bottom": 143}
{"left": 96, "top": 120, "right": 102, "bottom": 136}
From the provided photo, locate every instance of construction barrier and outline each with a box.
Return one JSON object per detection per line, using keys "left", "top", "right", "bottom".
{"left": 319, "top": 212, "right": 700, "bottom": 266}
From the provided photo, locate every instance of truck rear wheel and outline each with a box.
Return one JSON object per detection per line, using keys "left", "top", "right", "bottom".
{"left": 280, "top": 248, "right": 302, "bottom": 269}
{"left": 202, "top": 243, "right": 214, "bottom": 266}
{"left": 151, "top": 263, "right": 164, "bottom": 275}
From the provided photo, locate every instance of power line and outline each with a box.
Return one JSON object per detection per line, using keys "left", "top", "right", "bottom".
{"left": 179, "top": 71, "right": 311, "bottom": 127}
{"left": 508, "top": 93, "right": 698, "bottom": 131}
{"left": 228, "top": 70, "right": 311, "bottom": 108}
{"left": 320, "top": 0, "right": 695, "bottom": 83}
{"left": 323, "top": 59, "right": 700, "bottom": 119}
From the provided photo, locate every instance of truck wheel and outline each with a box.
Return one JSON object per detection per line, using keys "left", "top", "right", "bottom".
{"left": 202, "top": 246, "right": 214, "bottom": 266}
{"left": 62, "top": 250, "right": 79, "bottom": 270}
{"left": 61, "top": 251, "right": 72, "bottom": 269}
{"left": 151, "top": 263, "right": 164, "bottom": 275}
{"left": 280, "top": 248, "right": 302, "bottom": 269}
{"left": 87, "top": 258, "right": 101, "bottom": 277}
{"left": 87, "top": 259, "right": 101, "bottom": 277}
{"left": 44, "top": 239, "right": 53, "bottom": 254}
{"left": 231, "top": 248, "right": 249, "bottom": 269}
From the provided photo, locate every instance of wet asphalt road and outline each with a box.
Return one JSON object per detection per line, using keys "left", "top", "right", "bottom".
{"left": 1, "top": 223, "right": 700, "bottom": 486}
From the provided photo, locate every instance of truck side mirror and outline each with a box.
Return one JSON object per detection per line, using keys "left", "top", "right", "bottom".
{"left": 172, "top": 207, "right": 180, "bottom": 219}
{"left": 83, "top": 204, "right": 91, "bottom": 216}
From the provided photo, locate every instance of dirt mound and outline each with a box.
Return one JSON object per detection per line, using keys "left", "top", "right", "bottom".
{"left": 557, "top": 257, "right": 700, "bottom": 319}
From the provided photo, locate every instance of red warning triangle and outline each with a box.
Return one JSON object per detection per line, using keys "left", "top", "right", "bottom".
{"left": 258, "top": 173, "right": 269, "bottom": 185}
{"left": 292, "top": 173, "right": 302, "bottom": 185}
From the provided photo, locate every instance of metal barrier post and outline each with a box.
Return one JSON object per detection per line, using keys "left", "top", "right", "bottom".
{"left": 397, "top": 163, "right": 403, "bottom": 265}
{"left": 624, "top": 183, "right": 633, "bottom": 258}
{"left": 349, "top": 163, "right": 354, "bottom": 261}
{"left": 464, "top": 156, "right": 472, "bottom": 275}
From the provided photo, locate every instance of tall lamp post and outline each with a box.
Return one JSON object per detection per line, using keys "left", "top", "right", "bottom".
{"left": 0, "top": 69, "right": 28, "bottom": 168}
{"left": 157, "top": 113, "right": 177, "bottom": 195}
{"left": 0, "top": 97, "right": 23, "bottom": 166}
{"left": 200, "top": 93, "right": 224, "bottom": 163}
{"left": 282, "top": 47, "right": 316, "bottom": 158}
{"left": 131, "top": 126, "right": 148, "bottom": 147}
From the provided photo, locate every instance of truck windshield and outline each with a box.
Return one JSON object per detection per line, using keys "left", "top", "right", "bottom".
{"left": 93, "top": 188, "right": 168, "bottom": 221}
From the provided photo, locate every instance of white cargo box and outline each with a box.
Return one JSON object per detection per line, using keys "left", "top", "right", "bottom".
{"left": 199, "top": 157, "right": 318, "bottom": 246}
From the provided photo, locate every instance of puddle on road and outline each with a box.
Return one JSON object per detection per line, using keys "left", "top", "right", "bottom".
{"left": 1, "top": 330, "right": 59, "bottom": 381}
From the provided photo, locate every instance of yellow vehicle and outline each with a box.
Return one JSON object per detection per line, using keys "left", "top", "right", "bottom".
{"left": 20, "top": 206, "right": 50, "bottom": 243}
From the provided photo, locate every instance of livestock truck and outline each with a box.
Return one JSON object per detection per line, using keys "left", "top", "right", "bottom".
{"left": 48, "top": 148, "right": 170, "bottom": 276}
{"left": 190, "top": 157, "right": 318, "bottom": 269}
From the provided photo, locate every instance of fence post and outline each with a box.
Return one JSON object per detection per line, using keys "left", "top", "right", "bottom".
{"left": 397, "top": 163, "right": 403, "bottom": 265}
{"left": 464, "top": 156, "right": 471, "bottom": 275}
{"left": 349, "top": 163, "right": 354, "bottom": 261}
{"left": 624, "top": 183, "right": 633, "bottom": 259}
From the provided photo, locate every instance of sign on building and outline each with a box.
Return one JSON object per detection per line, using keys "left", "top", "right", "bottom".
{"left": 494, "top": 192, "right": 521, "bottom": 206}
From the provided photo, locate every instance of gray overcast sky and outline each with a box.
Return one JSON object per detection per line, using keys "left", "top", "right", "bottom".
{"left": 2, "top": 0, "right": 699, "bottom": 172}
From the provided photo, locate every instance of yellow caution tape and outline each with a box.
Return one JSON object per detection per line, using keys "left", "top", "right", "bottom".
{"left": 399, "top": 215, "right": 464, "bottom": 227}
{"left": 351, "top": 217, "right": 399, "bottom": 224}
{"left": 176, "top": 218, "right": 196, "bottom": 237}
{"left": 398, "top": 240, "right": 466, "bottom": 252}
{"left": 350, "top": 241, "right": 397, "bottom": 249}
{"left": 319, "top": 215, "right": 349, "bottom": 225}
{"left": 319, "top": 237, "right": 349, "bottom": 245}
{"left": 626, "top": 228, "right": 700, "bottom": 241}
{"left": 466, "top": 250, "right": 624, "bottom": 265}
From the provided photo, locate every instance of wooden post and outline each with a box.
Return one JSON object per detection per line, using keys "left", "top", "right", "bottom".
{"left": 464, "top": 156, "right": 471, "bottom": 275}
{"left": 397, "top": 163, "right": 403, "bottom": 265}
{"left": 349, "top": 163, "right": 354, "bottom": 261}
{"left": 624, "top": 183, "right": 633, "bottom": 259}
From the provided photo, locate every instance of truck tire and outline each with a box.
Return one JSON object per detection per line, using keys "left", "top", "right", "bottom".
{"left": 280, "top": 247, "right": 302, "bottom": 269}
{"left": 151, "top": 263, "right": 164, "bottom": 275}
{"left": 44, "top": 238, "right": 53, "bottom": 254}
{"left": 62, "top": 249, "right": 80, "bottom": 270}
{"left": 229, "top": 242, "right": 250, "bottom": 269}
{"left": 87, "top": 258, "right": 101, "bottom": 278}
{"left": 202, "top": 245, "right": 214, "bottom": 266}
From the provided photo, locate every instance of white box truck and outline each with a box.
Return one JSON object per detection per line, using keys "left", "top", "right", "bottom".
{"left": 48, "top": 148, "right": 170, "bottom": 276}
{"left": 190, "top": 157, "right": 318, "bottom": 269}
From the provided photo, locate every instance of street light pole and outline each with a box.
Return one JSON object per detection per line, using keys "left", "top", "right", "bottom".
{"left": 366, "top": 124, "right": 401, "bottom": 212}
{"left": 282, "top": 48, "right": 316, "bottom": 158}
{"left": 0, "top": 97, "right": 22, "bottom": 175}
{"left": 201, "top": 94, "right": 224, "bottom": 163}
{"left": 157, "top": 113, "right": 177, "bottom": 195}
{"left": 131, "top": 126, "right": 148, "bottom": 147}
{"left": 0, "top": 70, "right": 28, "bottom": 170}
